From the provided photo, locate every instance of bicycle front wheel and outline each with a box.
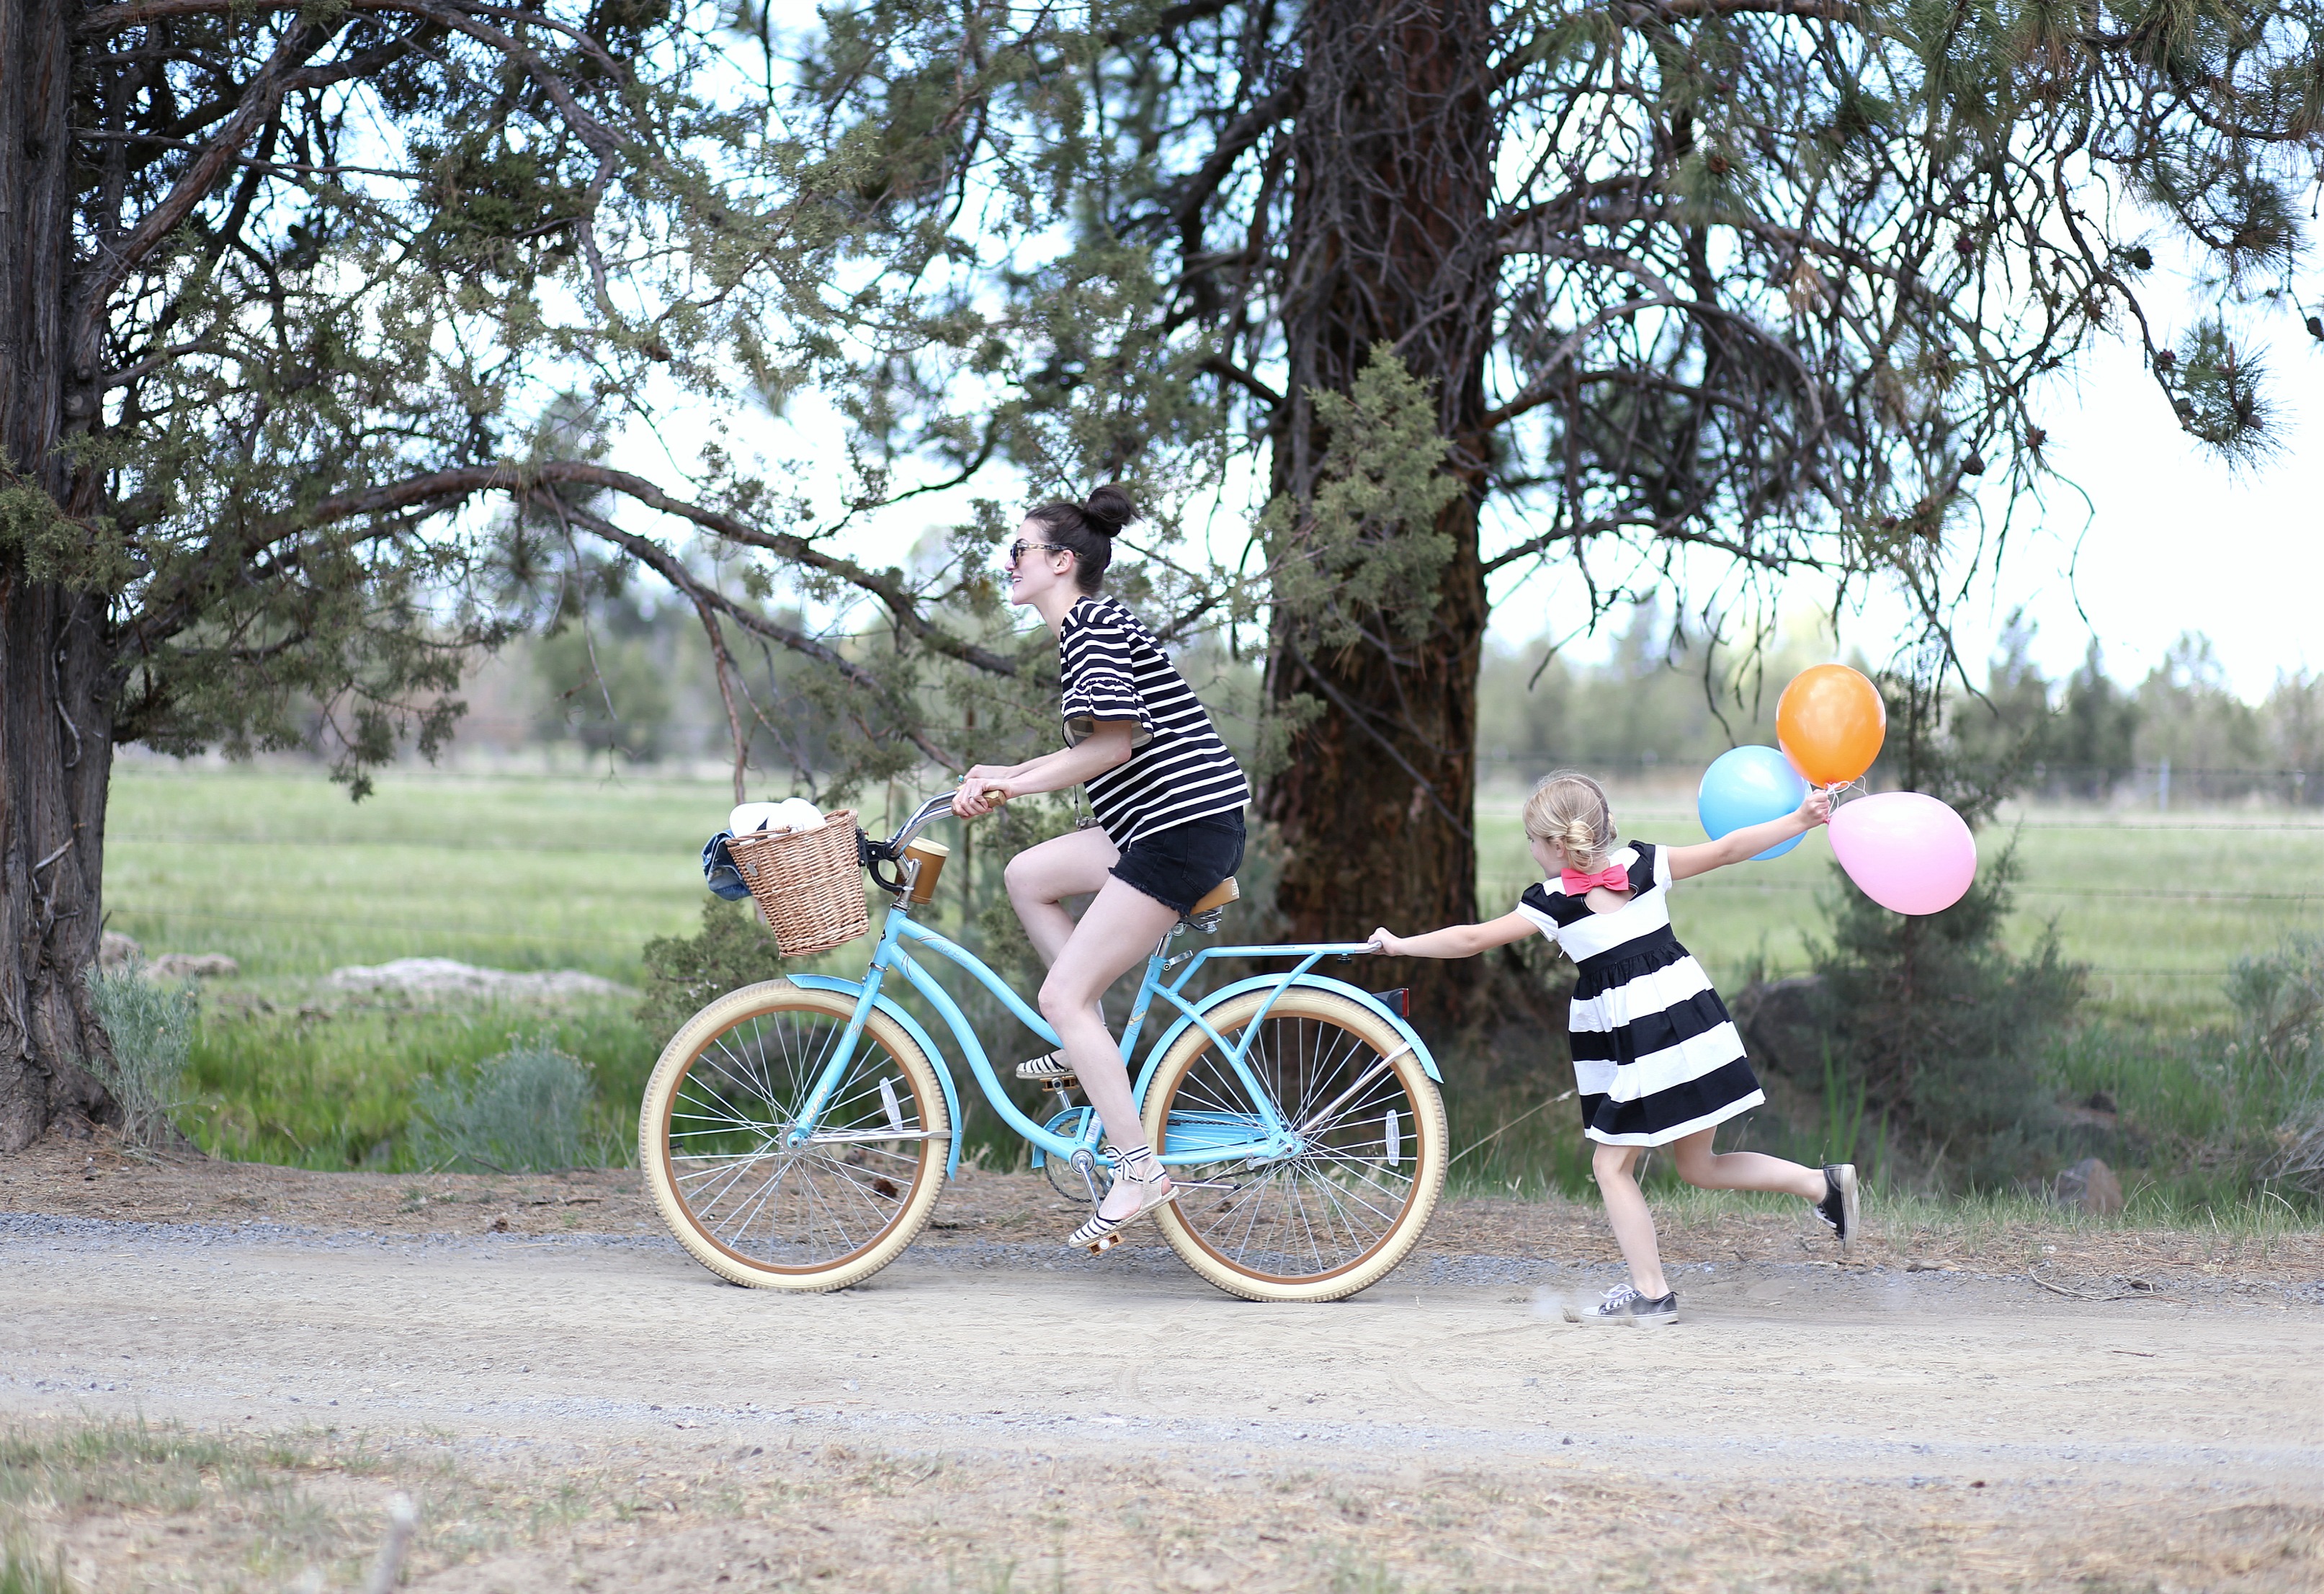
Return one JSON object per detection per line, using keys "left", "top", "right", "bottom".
{"left": 640, "top": 981, "right": 949, "bottom": 1291}
{"left": 1144, "top": 988, "right": 1446, "bottom": 1302}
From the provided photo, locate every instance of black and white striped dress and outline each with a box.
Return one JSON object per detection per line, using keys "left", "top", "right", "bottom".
{"left": 1058, "top": 595, "right": 1250, "bottom": 846}
{"left": 1516, "top": 842, "right": 1765, "bottom": 1146}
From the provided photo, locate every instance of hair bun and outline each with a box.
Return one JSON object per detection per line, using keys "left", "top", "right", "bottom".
{"left": 1081, "top": 483, "right": 1139, "bottom": 536}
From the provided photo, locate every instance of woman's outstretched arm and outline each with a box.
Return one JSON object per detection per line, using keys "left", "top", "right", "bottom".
{"left": 952, "top": 722, "right": 1136, "bottom": 816}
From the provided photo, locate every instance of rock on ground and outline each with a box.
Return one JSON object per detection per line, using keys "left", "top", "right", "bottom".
{"left": 148, "top": 953, "right": 241, "bottom": 980}
{"left": 97, "top": 933, "right": 238, "bottom": 980}
{"left": 2055, "top": 1155, "right": 2126, "bottom": 1214}
{"left": 326, "top": 957, "right": 626, "bottom": 1000}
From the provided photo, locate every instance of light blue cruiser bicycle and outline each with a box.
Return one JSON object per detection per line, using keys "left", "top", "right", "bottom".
{"left": 639, "top": 793, "right": 1449, "bottom": 1301}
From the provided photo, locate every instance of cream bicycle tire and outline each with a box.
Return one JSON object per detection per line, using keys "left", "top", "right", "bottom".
{"left": 1144, "top": 988, "right": 1447, "bottom": 1302}
{"left": 640, "top": 980, "right": 949, "bottom": 1292}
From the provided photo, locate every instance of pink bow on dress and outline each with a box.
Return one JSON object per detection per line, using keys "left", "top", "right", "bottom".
{"left": 1561, "top": 863, "right": 1632, "bottom": 896}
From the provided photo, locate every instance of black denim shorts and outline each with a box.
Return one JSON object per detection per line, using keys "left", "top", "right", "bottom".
{"left": 1109, "top": 812, "right": 1247, "bottom": 914}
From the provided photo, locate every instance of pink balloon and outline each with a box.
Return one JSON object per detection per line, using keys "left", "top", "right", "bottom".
{"left": 1827, "top": 792, "right": 1977, "bottom": 915}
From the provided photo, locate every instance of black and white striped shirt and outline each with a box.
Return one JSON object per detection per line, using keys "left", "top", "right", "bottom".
{"left": 1058, "top": 595, "right": 1250, "bottom": 846}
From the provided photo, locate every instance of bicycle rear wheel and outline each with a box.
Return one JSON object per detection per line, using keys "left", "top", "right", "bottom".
{"left": 640, "top": 980, "right": 949, "bottom": 1291}
{"left": 1143, "top": 988, "right": 1446, "bottom": 1301}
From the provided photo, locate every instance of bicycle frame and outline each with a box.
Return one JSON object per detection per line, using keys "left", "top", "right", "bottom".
{"left": 786, "top": 889, "right": 1391, "bottom": 1171}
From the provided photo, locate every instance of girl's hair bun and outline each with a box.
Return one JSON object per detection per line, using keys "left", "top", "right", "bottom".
{"left": 1081, "top": 483, "right": 1139, "bottom": 536}
{"left": 1521, "top": 770, "right": 1617, "bottom": 871}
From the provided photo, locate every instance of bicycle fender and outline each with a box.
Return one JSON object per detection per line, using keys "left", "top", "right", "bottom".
{"left": 1134, "top": 973, "right": 1440, "bottom": 1099}
{"left": 787, "top": 975, "right": 964, "bottom": 1181}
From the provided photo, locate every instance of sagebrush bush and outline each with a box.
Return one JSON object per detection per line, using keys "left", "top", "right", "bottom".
{"left": 84, "top": 963, "right": 197, "bottom": 1148}
{"left": 2270, "top": 1105, "right": 2324, "bottom": 1200}
{"left": 2229, "top": 937, "right": 2324, "bottom": 1198}
{"left": 2227, "top": 935, "right": 2324, "bottom": 1110}
{"left": 409, "top": 1037, "right": 603, "bottom": 1172}
{"left": 636, "top": 899, "right": 788, "bottom": 1043}
{"left": 1807, "top": 843, "right": 2087, "bottom": 1188}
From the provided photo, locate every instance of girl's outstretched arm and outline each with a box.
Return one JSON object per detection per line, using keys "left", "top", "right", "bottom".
{"left": 1667, "top": 786, "right": 1832, "bottom": 881}
{"left": 1368, "top": 910, "right": 1538, "bottom": 959}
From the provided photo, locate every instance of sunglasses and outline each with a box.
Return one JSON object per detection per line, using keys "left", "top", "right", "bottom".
{"left": 1006, "top": 540, "right": 1069, "bottom": 567}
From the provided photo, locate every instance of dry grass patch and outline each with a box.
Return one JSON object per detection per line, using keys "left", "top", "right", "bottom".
{"left": 4, "top": 1417, "right": 2320, "bottom": 1592}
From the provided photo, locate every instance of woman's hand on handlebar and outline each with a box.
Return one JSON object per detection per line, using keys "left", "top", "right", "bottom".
{"left": 952, "top": 772, "right": 1011, "bottom": 818}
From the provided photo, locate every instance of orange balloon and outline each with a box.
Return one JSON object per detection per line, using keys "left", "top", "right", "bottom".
{"left": 1777, "top": 664, "right": 1887, "bottom": 786}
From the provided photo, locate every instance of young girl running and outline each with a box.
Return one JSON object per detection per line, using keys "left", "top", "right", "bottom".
{"left": 1369, "top": 770, "right": 1857, "bottom": 1326}
{"left": 952, "top": 484, "right": 1250, "bottom": 1250}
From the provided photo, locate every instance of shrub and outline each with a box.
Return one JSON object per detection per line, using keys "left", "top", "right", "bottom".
{"left": 2229, "top": 937, "right": 2324, "bottom": 1198}
{"left": 1804, "top": 842, "right": 2087, "bottom": 1188}
{"left": 636, "top": 899, "right": 788, "bottom": 1042}
{"left": 2269, "top": 1106, "right": 2324, "bottom": 1200}
{"left": 408, "top": 1036, "right": 602, "bottom": 1172}
{"left": 2226, "top": 935, "right": 2324, "bottom": 1110}
{"left": 84, "top": 963, "right": 197, "bottom": 1148}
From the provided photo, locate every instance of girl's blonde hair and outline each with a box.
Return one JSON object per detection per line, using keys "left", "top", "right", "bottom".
{"left": 1522, "top": 770, "right": 1617, "bottom": 871}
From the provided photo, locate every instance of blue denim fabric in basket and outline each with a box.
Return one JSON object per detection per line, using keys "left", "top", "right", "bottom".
{"left": 701, "top": 832, "right": 753, "bottom": 900}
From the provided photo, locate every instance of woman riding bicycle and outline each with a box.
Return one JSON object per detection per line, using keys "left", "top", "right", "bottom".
{"left": 950, "top": 484, "right": 1250, "bottom": 1250}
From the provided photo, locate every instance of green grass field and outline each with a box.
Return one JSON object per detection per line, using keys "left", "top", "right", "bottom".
{"left": 113, "top": 763, "right": 2324, "bottom": 1010}
{"left": 104, "top": 762, "right": 727, "bottom": 981}
{"left": 99, "top": 761, "right": 2324, "bottom": 1191}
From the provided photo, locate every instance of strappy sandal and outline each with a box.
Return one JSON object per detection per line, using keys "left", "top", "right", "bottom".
{"left": 1014, "top": 1050, "right": 1075, "bottom": 1083}
{"left": 1067, "top": 1144, "right": 1177, "bottom": 1254}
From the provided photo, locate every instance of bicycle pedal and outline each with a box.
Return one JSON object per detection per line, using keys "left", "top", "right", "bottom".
{"left": 1086, "top": 1232, "right": 1122, "bottom": 1256}
{"left": 1041, "top": 1076, "right": 1080, "bottom": 1092}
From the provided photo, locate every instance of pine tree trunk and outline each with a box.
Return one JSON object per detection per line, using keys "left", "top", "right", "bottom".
{"left": 1261, "top": 0, "right": 1496, "bottom": 1024}
{"left": 1, "top": 0, "right": 120, "bottom": 1150}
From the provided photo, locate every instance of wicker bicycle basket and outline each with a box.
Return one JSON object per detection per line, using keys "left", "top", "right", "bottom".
{"left": 723, "top": 810, "right": 868, "bottom": 957}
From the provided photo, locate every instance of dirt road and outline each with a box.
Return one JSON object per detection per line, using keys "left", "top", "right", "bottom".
{"left": 5, "top": 1182, "right": 2324, "bottom": 1592}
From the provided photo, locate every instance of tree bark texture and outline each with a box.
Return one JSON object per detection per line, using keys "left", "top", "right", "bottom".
{"left": 1261, "top": 0, "right": 1496, "bottom": 1024}
{"left": 1, "top": 0, "right": 119, "bottom": 1149}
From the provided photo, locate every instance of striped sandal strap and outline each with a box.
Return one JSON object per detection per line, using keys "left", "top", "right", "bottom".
{"left": 1014, "top": 1051, "right": 1075, "bottom": 1081}
{"left": 1067, "top": 1209, "right": 1127, "bottom": 1248}
{"left": 1065, "top": 1146, "right": 1178, "bottom": 1248}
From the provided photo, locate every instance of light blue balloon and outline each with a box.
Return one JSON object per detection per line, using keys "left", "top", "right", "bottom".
{"left": 1698, "top": 745, "right": 1810, "bottom": 861}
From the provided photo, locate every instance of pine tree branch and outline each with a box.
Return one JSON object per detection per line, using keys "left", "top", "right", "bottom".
{"left": 1169, "top": 80, "right": 1301, "bottom": 240}
{"left": 1199, "top": 354, "right": 1284, "bottom": 406}
{"left": 555, "top": 500, "right": 962, "bottom": 770}
{"left": 130, "top": 459, "right": 1024, "bottom": 683}
{"left": 68, "top": 17, "right": 340, "bottom": 370}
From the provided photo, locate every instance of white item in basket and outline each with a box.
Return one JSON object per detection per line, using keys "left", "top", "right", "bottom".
{"left": 773, "top": 797, "right": 827, "bottom": 832}
{"left": 728, "top": 801, "right": 782, "bottom": 834}
{"left": 729, "top": 796, "right": 826, "bottom": 835}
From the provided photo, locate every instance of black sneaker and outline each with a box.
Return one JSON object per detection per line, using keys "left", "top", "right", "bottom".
{"left": 1564, "top": 1283, "right": 1679, "bottom": 1327}
{"left": 1817, "top": 1163, "right": 1859, "bottom": 1250}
